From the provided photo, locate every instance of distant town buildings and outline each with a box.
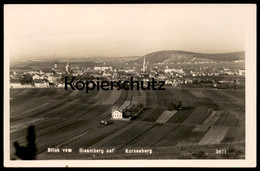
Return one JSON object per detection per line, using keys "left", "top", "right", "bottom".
{"left": 34, "top": 81, "right": 49, "bottom": 88}
{"left": 164, "top": 66, "right": 184, "bottom": 74}
{"left": 238, "top": 69, "right": 245, "bottom": 76}
{"left": 10, "top": 82, "right": 33, "bottom": 88}
{"left": 47, "top": 75, "right": 60, "bottom": 83}
{"left": 10, "top": 82, "right": 22, "bottom": 88}
{"left": 33, "top": 73, "right": 45, "bottom": 80}
{"left": 94, "top": 66, "right": 112, "bottom": 71}
{"left": 9, "top": 59, "right": 245, "bottom": 89}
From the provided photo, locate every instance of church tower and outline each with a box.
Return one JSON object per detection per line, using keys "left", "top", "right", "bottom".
{"left": 54, "top": 62, "right": 58, "bottom": 69}
{"left": 65, "top": 62, "right": 70, "bottom": 73}
{"left": 143, "top": 56, "right": 147, "bottom": 71}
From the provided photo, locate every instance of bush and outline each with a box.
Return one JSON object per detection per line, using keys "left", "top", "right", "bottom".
{"left": 125, "top": 103, "right": 143, "bottom": 116}
{"left": 194, "top": 151, "right": 207, "bottom": 159}
{"left": 20, "top": 74, "right": 33, "bottom": 84}
{"left": 167, "top": 101, "right": 182, "bottom": 111}
{"left": 137, "top": 103, "right": 144, "bottom": 109}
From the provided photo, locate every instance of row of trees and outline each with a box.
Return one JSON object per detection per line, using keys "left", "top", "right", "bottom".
{"left": 124, "top": 103, "right": 144, "bottom": 118}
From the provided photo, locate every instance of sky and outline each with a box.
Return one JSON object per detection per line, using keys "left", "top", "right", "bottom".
{"left": 4, "top": 4, "right": 254, "bottom": 61}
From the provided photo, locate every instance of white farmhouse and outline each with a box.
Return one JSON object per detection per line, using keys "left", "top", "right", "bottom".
{"left": 111, "top": 108, "right": 123, "bottom": 119}
{"left": 111, "top": 100, "right": 131, "bottom": 120}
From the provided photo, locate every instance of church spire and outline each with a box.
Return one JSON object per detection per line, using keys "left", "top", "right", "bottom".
{"left": 143, "top": 56, "right": 147, "bottom": 71}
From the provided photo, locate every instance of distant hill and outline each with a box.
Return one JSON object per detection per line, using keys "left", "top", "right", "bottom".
{"left": 134, "top": 50, "right": 245, "bottom": 64}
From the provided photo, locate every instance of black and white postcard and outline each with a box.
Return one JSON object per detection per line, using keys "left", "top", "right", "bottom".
{"left": 3, "top": 4, "right": 256, "bottom": 167}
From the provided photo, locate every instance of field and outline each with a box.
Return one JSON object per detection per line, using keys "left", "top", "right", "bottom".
{"left": 9, "top": 87, "right": 245, "bottom": 159}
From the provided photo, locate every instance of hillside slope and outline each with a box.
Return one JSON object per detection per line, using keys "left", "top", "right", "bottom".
{"left": 135, "top": 50, "right": 245, "bottom": 64}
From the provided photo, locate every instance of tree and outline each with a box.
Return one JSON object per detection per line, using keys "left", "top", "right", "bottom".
{"left": 175, "top": 101, "right": 182, "bottom": 109}
{"left": 20, "top": 74, "right": 33, "bottom": 84}
{"left": 14, "top": 125, "right": 37, "bottom": 160}
{"left": 192, "top": 151, "right": 207, "bottom": 159}
{"left": 167, "top": 102, "right": 176, "bottom": 111}
{"left": 137, "top": 103, "right": 144, "bottom": 109}
{"left": 167, "top": 101, "right": 182, "bottom": 111}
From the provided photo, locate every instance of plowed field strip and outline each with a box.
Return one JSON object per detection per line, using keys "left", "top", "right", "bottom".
{"left": 153, "top": 124, "right": 194, "bottom": 147}
{"left": 89, "top": 122, "right": 139, "bottom": 148}
{"left": 166, "top": 109, "right": 194, "bottom": 123}
{"left": 59, "top": 121, "right": 131, "bottom": 149}
{"left": 98, "top": 122, "right": 155, "bottom": 150}
{"left": 198, "top": 127, "right": 229, "bottom": 145}
{"left": 182, "top": 107, "right": 209, "bottom": 124}
{"left": 124, "top": 124, "right": 178, "bottom": 148}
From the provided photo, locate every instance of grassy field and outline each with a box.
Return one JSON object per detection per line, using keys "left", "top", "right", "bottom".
{"left": 9, "top": 87, "right": 245, "bottom": 159}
